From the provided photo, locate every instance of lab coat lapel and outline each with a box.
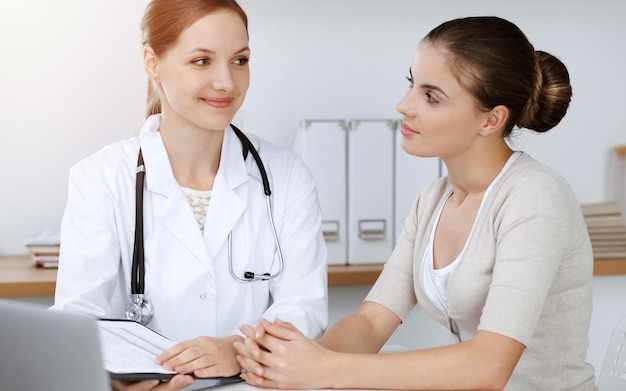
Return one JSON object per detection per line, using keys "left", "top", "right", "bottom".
{"left": 139, "top": 116, "right": 211, "bottom": 266}
{"left": 203, "top": 128, "right": 247, "bottom": 260}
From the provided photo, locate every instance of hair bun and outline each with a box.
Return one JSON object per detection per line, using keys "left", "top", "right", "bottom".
{"left": 518, "top": 51, "right": 572, "bottom": 132}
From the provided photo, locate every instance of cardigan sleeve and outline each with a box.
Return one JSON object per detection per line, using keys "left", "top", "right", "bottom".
{"left": 477, "top": 167, "right": 591, "bottom": 346}
{"left": 364, "top": 196, "right": 419, "bottom": 322}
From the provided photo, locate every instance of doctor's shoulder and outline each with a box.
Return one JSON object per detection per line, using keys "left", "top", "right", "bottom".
{"left": 67, "top": 136, "right": 140, "bottom": 190}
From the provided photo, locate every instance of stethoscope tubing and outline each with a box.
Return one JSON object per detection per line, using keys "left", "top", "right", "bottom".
{"left": 130, "top": 124, "right": 284, "bottom": 297}
{"left": 228, "top": 194, "right": 285, "bottom": 282}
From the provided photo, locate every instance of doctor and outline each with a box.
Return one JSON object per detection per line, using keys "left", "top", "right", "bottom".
{"left": 52, "top": 0, "right": 327, "bottom": 389}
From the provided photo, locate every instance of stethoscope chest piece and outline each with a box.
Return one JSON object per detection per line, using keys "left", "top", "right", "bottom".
{"left": 125, "top": 293, "right": 153, "bottom": 326}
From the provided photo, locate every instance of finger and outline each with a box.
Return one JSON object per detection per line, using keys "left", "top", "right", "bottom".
{"left": 240, "top": 371, "right": 280, "bottom": 389}
{"left": 241, "top": 323, "right": 290, "bottom": 357}
{"left": 261, "top": 318, "right": 303, "bottom": 341}
{"left": 159, "top": 339, "right": 210, "bottom": 372}
{"left": 235, "top": 352, "right": 263, "bottom": 377}
{"left": 242, "top": 334, "right": 265, "bottom": 360}
{"left": 274, "top": 318, "right": 297, "bottom": 330}
{"left": 240, "top": 324, "right": 272, "bottom": 354}
{"left": 254, "top": 318, "right": 271, "bottom": 339}
{"left": 155, "top": 341, "right": 188, "bottom": 365}
{"left": 239, "top": 324, "right": 256, "bottom": 340}
{"left": 233, "top": 340, "right": 253, "bottom": 359}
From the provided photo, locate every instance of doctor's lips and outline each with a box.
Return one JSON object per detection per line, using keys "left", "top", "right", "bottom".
{"left": 400, "top": 123, "right": 419, "bottom": 136}
{"left": 201, "top": 97, "right": 234, "bottom": 109}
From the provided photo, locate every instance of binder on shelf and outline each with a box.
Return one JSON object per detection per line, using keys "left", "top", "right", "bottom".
{"left": 294, "top": 118, "right": 443, "bottom": 266}
{"left": 347, "top": 119, "right": 395, "bottom": 264}
{"left": 294, "top": 120, "right": 349, "bottom": 265}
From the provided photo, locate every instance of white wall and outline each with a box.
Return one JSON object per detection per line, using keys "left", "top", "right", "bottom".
{"left": 2, "top": 0, "right": 626, "bottom": 382}
{"left": 1, "top": 0, "right": 625, "bottom": 254}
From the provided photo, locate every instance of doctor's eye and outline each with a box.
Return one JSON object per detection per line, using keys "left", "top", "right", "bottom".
{"left": 192, "top": 58, "right": 210, "bottom": 66}
{"left": 234, "top": 57, "right": 250, "bottom": 66}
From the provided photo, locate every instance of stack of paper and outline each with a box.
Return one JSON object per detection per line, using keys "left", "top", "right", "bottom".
{"left": 24, "top": 230, "right": 60, "bottom": 268}
{"left": 581, "top": 201, "right": 626, "bottom": 259}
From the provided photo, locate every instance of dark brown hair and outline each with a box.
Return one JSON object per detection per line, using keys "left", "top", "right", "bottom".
{"left": 423, "top": 16, "right": 572, "bottom": 136}
{"left": 140, "top": 0, "right": 248, "bottom": 118}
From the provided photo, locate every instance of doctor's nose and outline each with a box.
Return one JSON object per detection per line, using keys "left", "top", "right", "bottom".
{"left": 211, "top": 65, "right": 235, "bottom": 92}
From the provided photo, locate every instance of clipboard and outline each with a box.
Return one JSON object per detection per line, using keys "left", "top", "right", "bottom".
{"left": 96, "top": 319, "right": 243, "bottom": 385}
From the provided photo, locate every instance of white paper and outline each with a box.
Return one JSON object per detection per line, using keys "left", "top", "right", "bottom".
{"left": 96, "top": 320, "right": 176, "bottom": 375}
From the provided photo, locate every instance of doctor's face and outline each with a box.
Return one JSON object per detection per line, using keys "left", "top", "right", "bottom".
{"left": 396, "top": 43, "right": 488, "bottom": 159}
{"left": 149, "top": 9, "right": 250, "bottom": 132}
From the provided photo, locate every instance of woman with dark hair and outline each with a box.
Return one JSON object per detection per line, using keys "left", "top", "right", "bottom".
{"left": 235, "top": 16, "right": 598, "bottom": 391}
{"left": 51, "top": 1, "right": 328, "bottom": 389}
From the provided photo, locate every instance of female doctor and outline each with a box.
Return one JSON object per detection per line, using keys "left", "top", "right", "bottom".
{"left": 51, "top": 0, "right": 327, "bottom": 388}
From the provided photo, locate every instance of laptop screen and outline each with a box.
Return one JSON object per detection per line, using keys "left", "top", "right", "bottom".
{"left": 0, "top": 299, "right": 110, "bottom": 391}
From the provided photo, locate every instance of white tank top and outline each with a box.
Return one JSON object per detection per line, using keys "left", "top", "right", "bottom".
{"left": 420, "top": 152, "right": 521, "bottom": 313}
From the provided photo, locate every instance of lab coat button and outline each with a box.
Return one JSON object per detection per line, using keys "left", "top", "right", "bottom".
{"left": 200, "top": 293, "right": 207, "bottom": 300}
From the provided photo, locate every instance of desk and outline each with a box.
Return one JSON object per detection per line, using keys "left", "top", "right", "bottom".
{"left": 0, "top": 256, "right": 57, "bottom": 298}
{"left": 2, "top": 255, "right": 626, "bottom": 298}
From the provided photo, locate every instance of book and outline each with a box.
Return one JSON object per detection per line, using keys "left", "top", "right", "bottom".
{"left": 24, "top": 230, "right": 60, "bottom": 267}
{"left": 581, "top": 201, "right": 623, "bottom": 217}
{"left": 580, "top": 201, "right": 626, "bottom": 259}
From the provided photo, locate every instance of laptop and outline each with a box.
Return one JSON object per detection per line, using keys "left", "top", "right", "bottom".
{"left": 0, "top": 299, "right": 245, "bottom": 391}
{"left": 0, "top": 298, "right": 110, "bottom": 391}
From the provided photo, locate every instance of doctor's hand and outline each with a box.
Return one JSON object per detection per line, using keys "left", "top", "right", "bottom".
{"left": 110, "top": 374, "right": 194, "bottom": 391}
{"left": 234, "top": 318, "right": 333, "bottom": 389}
{"left": 155, "top": 335, "right": 243, "bottom": 378}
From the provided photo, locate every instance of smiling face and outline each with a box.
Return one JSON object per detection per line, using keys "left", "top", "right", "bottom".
{"left": 396, "top": 43, "right": 490, "bottom": 159}
{"left": 144, "top": 9, "right": 250, "bottom": 132}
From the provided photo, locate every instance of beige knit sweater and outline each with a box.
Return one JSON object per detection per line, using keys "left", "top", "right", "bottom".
{"left": 366, "top": 153, "right": 598, "bottom": 390}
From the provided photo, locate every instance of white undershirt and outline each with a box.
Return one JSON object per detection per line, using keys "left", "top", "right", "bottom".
{"left": 420, "top": 152, "right": 521, "bottom": 313}
{"left": 180, "top": 186, "right": 211, "bottom": 232}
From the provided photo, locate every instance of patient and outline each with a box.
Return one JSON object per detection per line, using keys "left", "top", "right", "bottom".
{"left": 234, "top": 15, "right": 598, "bottom": 391}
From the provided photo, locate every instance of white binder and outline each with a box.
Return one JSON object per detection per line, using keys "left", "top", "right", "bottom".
{"left": 293, "top": 120, "right": 349, "bottom": 265}
{"left": 347, "top": 120, "right": 395, "bottom": 264}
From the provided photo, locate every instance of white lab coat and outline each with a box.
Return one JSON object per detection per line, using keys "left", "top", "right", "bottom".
{"left": 52, "top": 115, "right": 328, "bottom": 342}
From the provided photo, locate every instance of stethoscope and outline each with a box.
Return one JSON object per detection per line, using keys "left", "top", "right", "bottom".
{"left": 125, "top": 124, "right": 285, "bottom": 325}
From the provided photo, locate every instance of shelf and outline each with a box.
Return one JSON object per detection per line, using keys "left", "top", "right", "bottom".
{"left": 328, "top": 264, "right": 384, "bottom": 286}
{"left": 2, "top": 256, "right": 625, "bottom": 298}
{"left": 593, "top": 258, "right": 626, "bottom": 275}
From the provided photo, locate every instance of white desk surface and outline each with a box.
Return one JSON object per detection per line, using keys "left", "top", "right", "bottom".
{"left": 209, "top": 383, "right": 390, "bottom": 391}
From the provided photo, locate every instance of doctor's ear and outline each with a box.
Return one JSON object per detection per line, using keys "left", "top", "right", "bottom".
{"left": 143, "top": 46, "right": 159, "bottom": 82}
{"left": 479, "top": 105, "right": 509, "bottom": 137}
